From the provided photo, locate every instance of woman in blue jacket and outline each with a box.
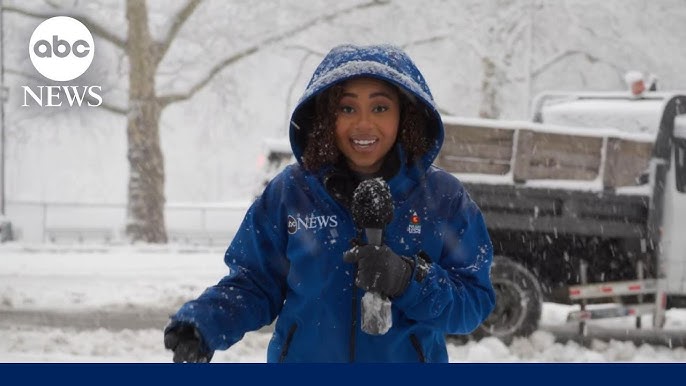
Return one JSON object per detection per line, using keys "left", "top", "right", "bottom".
{"left": 164, "top": 44, "right": 496, "bottom": 363}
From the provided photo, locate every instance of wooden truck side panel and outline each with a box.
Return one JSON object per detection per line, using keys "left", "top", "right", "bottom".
{"left": 438, "top": 119, "right": 654, "bottom": 190}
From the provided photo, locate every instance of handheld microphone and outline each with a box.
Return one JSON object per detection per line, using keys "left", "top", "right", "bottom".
{"left": 350, "top": 178, "right": 394, "bottom": 335}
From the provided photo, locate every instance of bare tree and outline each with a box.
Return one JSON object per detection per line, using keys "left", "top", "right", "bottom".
{"left": 452, "top": 0, "right": 630, "bottom": 119}
{"left": 4, "top": 0, "right": 388, "bottom": 243}
{"left": 446, "top": 1, "right": 530, "bottom": 119}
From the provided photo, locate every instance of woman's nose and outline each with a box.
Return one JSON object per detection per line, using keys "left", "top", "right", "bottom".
{"left": 355, "top": 112, "right": 374, "bottom": 130}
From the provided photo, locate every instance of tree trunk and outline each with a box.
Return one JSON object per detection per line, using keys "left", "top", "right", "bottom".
{"left": 125, "top": 0, "right": 167, "bottom": 243}
{"left": 478, "top": 57, "right": 501, "bottom": 119}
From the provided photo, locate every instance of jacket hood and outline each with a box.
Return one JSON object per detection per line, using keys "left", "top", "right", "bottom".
{"left": 289, "top": 43, "right": 444, "bottom": 172}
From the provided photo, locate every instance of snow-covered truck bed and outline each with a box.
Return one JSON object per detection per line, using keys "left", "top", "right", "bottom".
{"left": 440, "top": 116, "right": 654, "bottom": 239}
{"left": 438, "top": 92, "right": 686, "bottom": 343}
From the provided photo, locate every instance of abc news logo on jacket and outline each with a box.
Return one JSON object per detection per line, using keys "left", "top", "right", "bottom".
{"left": 22, "top": 16, "right": 102, "bottom": 108}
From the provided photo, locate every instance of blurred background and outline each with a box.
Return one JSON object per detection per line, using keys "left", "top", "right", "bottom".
{"left": 1, "top": 0, "right": 685, "bottom": 244}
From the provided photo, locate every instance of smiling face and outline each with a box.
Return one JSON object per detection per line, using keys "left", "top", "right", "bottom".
{"left": 334, "top": 77, "right": 401, "bottom": 174}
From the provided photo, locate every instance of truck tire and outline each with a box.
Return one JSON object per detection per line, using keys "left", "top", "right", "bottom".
{"left": 471, "top": 255, "right": 542, "bottom": 344}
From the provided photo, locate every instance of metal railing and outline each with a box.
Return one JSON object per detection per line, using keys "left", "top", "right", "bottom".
{"left": 4, "top": 200, "right": 251, "bottom": 245}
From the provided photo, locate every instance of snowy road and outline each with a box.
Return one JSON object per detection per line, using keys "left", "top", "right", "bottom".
{"left": 0, "top": 308, "right": 170, "bottom": 331}
{"left": 2, "top": 244, "right": 686, "bottom": 362}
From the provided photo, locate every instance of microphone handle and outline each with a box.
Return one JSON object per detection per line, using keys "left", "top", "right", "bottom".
{"left": 361, "top": 227, "right": 392, "bottom": 335}
{"left": 365, "top": 228, "right": 383, "bottom": 246}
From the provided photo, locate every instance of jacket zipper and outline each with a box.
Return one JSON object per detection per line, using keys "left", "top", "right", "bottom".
{"left": 409, "top": 334, "right": 426, "bottom": 363}
{"left": 279, "top": 323, "right": 297, "bottom": 363}
{"left": 349, "top": 268, "right": 358, "bottom": 362}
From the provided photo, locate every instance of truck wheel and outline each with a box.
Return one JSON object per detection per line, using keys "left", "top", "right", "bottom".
{"left": 471, "top": 256, "right": 542, "bottom": 344}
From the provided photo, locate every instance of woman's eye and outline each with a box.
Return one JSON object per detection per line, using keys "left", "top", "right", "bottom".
{"left": 372, "top": 105, "right": 389, "bottom": 113}
{"left": 340, "top": 105, "right": 354, "bottom": 114}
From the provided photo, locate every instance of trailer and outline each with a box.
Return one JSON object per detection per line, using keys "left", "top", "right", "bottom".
{"left": 438, "top": 91, "right": 686, "bottom": 344}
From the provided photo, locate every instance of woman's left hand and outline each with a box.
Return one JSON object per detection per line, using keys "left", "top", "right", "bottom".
{"left": 343, "top": 244, "right": 413, "bottom": 298}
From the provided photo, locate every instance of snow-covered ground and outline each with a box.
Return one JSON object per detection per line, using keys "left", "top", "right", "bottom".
{"left": 1, "top": 243, "right": 686, "bottom": 363}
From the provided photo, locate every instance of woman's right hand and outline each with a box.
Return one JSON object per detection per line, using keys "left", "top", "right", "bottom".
{"left": 163, "top": 322, "right": 214, "bottom": 363}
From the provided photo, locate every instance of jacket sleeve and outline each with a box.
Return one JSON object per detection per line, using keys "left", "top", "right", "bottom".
{"left": 392, "top": 186, "right": 496, "bottom": 335}
{"left": 168, "top": 193, "right": 289, "bottom": 351}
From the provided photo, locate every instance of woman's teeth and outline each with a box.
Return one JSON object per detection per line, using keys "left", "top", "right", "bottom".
{"left": 353, "top": 139, "right": 377, "bottom": 146}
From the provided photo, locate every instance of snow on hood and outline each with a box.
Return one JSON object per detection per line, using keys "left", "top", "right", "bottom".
{"left": 288, "top": 43, "right": 444, "bottom": 172}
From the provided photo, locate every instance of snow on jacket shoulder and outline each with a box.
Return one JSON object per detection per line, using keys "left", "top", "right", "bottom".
{"left": 169, "top": 44, "right": 495, "bottom": 362}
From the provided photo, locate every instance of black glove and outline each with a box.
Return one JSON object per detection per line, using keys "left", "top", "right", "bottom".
{"left": 164, "top": 323, "right": 214, "bottom": 363}
{"left": 343, "top": 243, "right": 413, "bottom": 298}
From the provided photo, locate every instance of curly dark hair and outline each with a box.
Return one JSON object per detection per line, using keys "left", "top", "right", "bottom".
{"left": 301, "top": 81, "right": 431, "bottom": 172}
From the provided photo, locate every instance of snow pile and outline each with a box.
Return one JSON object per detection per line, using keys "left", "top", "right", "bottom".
{"left": 541, "top": 98, "right": 664, "bottom": 136}
{"left": 1, "top": 244, "right": 686, "bottom": 362}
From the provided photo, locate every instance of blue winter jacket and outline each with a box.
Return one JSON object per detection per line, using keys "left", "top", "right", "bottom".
{"left": 169, "top": 44, "right": 496, "bottom": 362}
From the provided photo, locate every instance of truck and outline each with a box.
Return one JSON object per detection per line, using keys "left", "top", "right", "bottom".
{"left": 439, "top": 90, "right": 686, "bottom": 344}
{"left": 259, "top": 89, "right": 686, "bottom": 345}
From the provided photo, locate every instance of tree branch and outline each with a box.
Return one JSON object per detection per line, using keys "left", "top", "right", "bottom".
{"left": 283, "top": 50, "right": 317, "bottom": 126}
{"left": 158, "top": 45, "right": 257, "bottom": 107}
{"left": 503, "top": 20, "right": 528, "bottom": 54}
{"left": 531, "top": 50, "right": 599, "bottom": 78}
{"left": 459, "top": 37, "right": 487, "bottom": 62}
{"left": 2, "top": 5, "right": 126, "bottom": 48}
{"left": 99, "top": 102, "right": 128, "bottom": 115}
{"left": 400, "top": 35, "right": 450, "bottom": 50}
{"left": 155, "top": 0, "right": 203, "bottom": 65}
{"left": 157, "top": 0, "right": 390, "bottom": 107}
{"left": 285, "top": 44, "right": 326, "bottom": 57}
{"left": 436, "top": 105, "right": 455, "bottom": 117}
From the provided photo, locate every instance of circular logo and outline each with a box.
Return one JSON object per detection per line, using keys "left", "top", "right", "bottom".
{"left": 29, "top": 16, "right": 95, "bottom": 82}
{"left": 287, "top": 215, "right": 298, "bottom": 235}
